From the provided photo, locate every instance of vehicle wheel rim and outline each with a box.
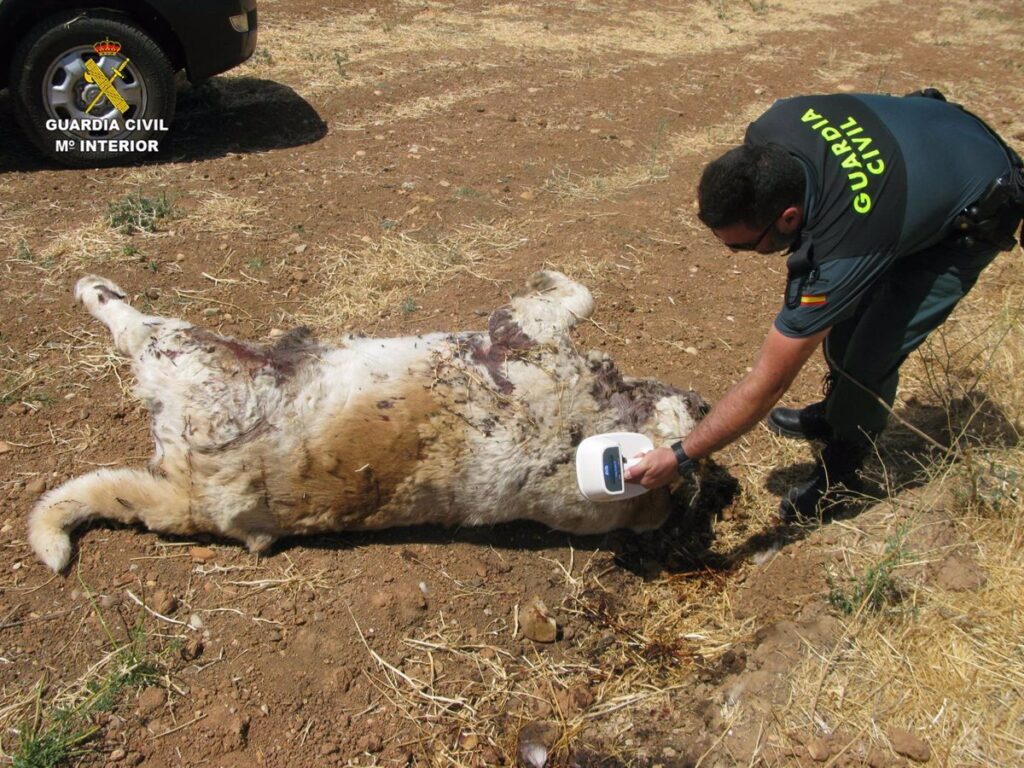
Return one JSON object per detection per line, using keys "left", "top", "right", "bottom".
{"left": 42, "top": 45, "right": 149, "bottom": 140}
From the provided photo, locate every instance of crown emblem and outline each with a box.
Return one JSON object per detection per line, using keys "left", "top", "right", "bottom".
{"left": 93, "top": 38, "right": 122, "bottom": 57}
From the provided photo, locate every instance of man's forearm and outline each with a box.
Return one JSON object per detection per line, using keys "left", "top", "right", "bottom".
{"left": 682, "top": 373, "right": 786, "bottom": 459}
{"left": 680, "top": 326, "right": 829, "bottom": 460}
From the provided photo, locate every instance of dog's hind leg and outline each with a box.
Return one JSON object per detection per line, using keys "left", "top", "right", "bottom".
{"left": 490, "top": 270, "right": 595, "bottom": 346}
{"left": 75, "top": 275, "right": 181, "bottom": 358}
{"left": 29, "top": 468, "right": 192, "bottom": 572}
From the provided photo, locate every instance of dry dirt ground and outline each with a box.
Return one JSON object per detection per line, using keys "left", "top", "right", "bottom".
{"left": 1, "top": 0, "right": 1023, "bottom": 766}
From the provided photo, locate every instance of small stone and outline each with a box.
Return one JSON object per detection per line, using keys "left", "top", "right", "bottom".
{"left": 145, "top": 288, "right": 161, "bottom": 300}
{"left": 7, "top": 403, "right": 29, "bottom": 416}
{"left": 621, "top": 138, "right": 635, "bottom": 148}
{"left": 188, "top": 613, "right": 205, "bottom": 630}
{"left": 320, "top": 742, "right": 339, "bottom": 756}
{"left": 109, "top": 747, "right": 126, "bottom": 761}
{"left": 0, "top": 441, "right": 12, "bottom": 454}
{"left": 807, "top": 737, "right": 831, "bottom": 761}
{"left": 202, "top": 307, "right": 220, "bottom": 317}
{"left": 519, "top": 189, "right": 536, "bottom": 201}
{"left": 190, "top": 546, "right": 216, "bottom": 563}
{"left": 439, "top": 180, "right": 451, "bottom": 188}
{"left": 98, "top": 594, "right": 118, "bottom": 610}
{"left": 521, "top": 597, "right": 558, "bottom": 643}
{"left": 181, "top": 637, "right": 204, "bottom": 661}
{"left": 460, "top": 733, "right": 479, "bottom": 750}
{"left": 935, "top": 553, "right": 987, "bottom": 592}
{"left": 175, "top": 253, "right": 185, "bottom": 262}
{"left": 25, "top": 477, "right": 47, "bottom": 496}
{"left": 684, "top": 346, "right": 698, "bottom": 356}
{"left": 357, "top": 733, "right": 383, "bottom": 753}
{"left": 294, "top": 243, "right": 307, "bottom": 254}
{"left": 888, "top": 728, "right": 931, "bottom": 762}
{"left": 136, "top": 687, "right": 166, "bottom": 717}
{"left": 291, "top": 269, "right": 308, "bottom": 283}
{"left": 150, "top": 590, "right": 177, "bottom": 615}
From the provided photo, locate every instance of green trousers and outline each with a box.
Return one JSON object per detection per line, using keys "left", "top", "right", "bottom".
{"left": 822, "top": 242, "right": 1004, "bottom": 446}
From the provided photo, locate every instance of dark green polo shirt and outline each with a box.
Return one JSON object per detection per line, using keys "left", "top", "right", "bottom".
{"left": 745, "top": 93, "right": 1010, "bottom": 338}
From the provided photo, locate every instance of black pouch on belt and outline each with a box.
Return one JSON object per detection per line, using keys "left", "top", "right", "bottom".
{"left": 949, "top": 170, "right": 1024, "bottom": 252}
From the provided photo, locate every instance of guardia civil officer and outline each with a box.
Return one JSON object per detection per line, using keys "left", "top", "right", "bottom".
{"left": 625, "top": 89, "right": 1024, "bottom": 519}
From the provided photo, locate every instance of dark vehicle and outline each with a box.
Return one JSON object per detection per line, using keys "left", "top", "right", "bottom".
{"left": 0, "top": 0, "right": 257, "bottom": 165}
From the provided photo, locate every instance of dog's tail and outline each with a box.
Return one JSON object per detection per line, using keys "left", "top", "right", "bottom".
{"left": 29, "top": 468, "right": 190, "bottom": 572}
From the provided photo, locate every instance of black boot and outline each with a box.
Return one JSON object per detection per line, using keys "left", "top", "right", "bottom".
{"left": 779, "top": 440, "right": 870, "bottom": 522}
{"left": 766, "top": 400, "right": 833, "bottom": 441}
{"left": 767, "top": 373, "right": 836, "bottom": 441}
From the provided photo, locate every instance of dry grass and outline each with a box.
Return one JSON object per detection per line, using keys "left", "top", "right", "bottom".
{"left": 775, "top": 492, "right": 1024, "bottom": 765}
{"left": 0, "top": 582, "right": 172, "bottom": 767}
{"left": 730, "top": 247, "right": 1024, "bottom": 764}
{"left": 297, "top": 222, "right": 524, "bottom": 330}
{"left": 349, "top": 545, "right": 743, "bottom": 766}
{"left": 177, "top": 191, "right": 267, "bottom": 237}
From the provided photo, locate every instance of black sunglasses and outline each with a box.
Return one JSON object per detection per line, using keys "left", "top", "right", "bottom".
{"left": 723, "top": 218, "right": 777, "bottom": 252}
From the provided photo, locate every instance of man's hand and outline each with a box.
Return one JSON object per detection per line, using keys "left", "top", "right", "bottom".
{"left": 622, "top": 446, "right": 680, "bottom": 490}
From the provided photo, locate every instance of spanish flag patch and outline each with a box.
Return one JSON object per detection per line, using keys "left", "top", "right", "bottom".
{"left": 800, "top": 294, "right": 828, "bottom": 306}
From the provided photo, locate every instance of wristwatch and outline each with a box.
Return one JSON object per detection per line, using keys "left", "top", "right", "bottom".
{"left": 670, "top": 441, "right": 697, "bottom": 476}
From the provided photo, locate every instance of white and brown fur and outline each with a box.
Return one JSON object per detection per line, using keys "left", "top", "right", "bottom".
{"left": 30, "top": 271, "right": 707, "bottom": 572}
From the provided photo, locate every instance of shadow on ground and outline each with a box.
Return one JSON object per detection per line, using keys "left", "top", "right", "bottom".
{"left": 742, "top": 390, "right": 1022, "bottom": 558}
{"left": 0, "top": 77, "right": 326, "bottom": 173}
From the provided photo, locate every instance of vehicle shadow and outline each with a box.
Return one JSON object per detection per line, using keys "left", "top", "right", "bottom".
{"left": 0, "top": 76, "right": 326, "bottom": 172}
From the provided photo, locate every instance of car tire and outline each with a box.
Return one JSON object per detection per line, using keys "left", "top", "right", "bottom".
{"left": 11, "top": 12, "right": 176, "bottom": 167}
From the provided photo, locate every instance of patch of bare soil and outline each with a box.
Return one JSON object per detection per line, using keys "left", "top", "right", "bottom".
{"left": 2, "top": 0, "right": 1023, "bottom": 766}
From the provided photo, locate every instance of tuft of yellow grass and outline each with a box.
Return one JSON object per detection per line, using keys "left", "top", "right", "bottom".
{"left": 177, "top": 191, "right": 267, "bottom": 237}
{"left": 298, "top": 222, "right": 524, "bottom": 331}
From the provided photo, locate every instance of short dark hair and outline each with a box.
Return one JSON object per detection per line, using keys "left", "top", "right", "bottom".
{"left": 697, "top": 144, "right": 805, "bottom": 229}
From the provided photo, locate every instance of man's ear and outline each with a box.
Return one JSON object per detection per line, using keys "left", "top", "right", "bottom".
{"left": 778, "top": 205, "right": 803, "bottom": 233}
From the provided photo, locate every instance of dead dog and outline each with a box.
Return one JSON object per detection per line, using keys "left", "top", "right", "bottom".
{"left": 30, "top": 271, "right": 707, "bottom": 571}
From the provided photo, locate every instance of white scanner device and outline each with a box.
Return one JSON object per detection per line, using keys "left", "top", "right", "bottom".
{"left": 575, "top": 432, "right": 654, "bottom": 502}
